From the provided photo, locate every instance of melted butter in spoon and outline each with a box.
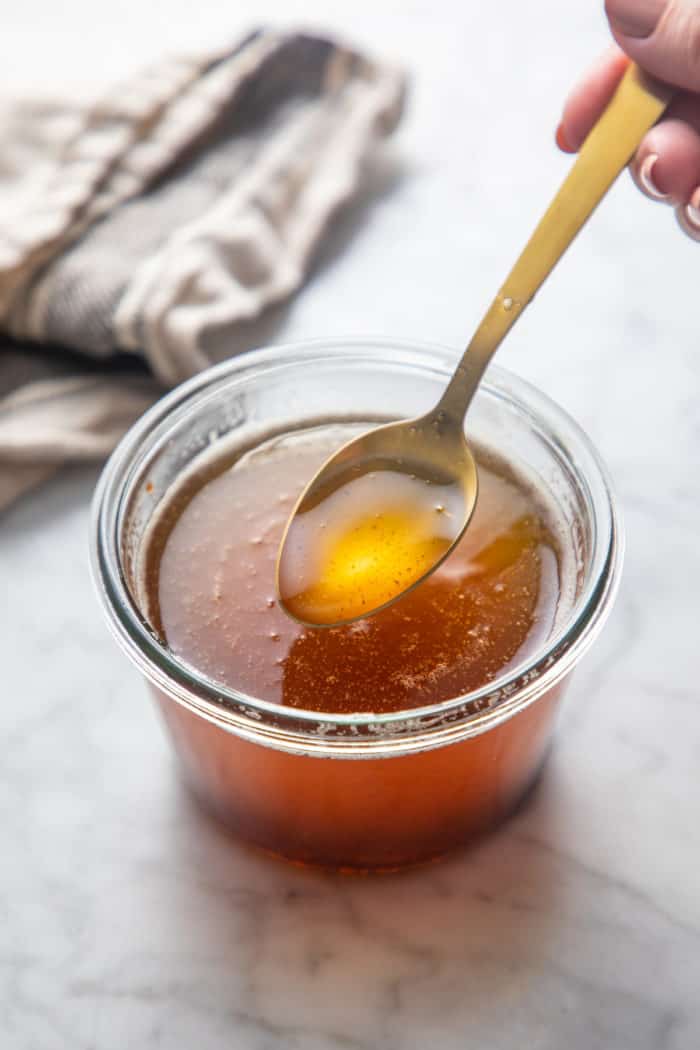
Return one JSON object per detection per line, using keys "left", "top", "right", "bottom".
{"left": 277, "top": 465, "right": 466, "bottom": 626}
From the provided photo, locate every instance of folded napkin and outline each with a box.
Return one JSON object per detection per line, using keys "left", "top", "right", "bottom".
{"left": 0, "top": 29, "right": 404, "bottom": 510}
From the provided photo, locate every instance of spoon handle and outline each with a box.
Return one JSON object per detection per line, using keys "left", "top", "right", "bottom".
{"left": 438, "top": 63, "right": 673, "bottom": 422}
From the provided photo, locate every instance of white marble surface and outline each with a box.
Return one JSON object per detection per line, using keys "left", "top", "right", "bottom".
{"left": 2, "top": 3, "right": 700, "bottom": 1048}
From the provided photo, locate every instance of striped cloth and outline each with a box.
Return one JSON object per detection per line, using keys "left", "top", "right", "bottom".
{"left": 0, "top": 30, "right": 404, "bottom": 510}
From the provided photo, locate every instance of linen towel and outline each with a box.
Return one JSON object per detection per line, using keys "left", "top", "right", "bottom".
{"left": 0, "top": 29, "right": 404, "bottom": 510}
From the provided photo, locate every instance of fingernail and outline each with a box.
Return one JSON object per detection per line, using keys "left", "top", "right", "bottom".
{"left": 555, "top": 122, "right": 574, "bottom": 152}
{"left": 635, "top": 153, "right": 669, "bottom": 201}
{"left": 606, "top": 0, "right": 667, "bottom": 38}
{"left": 676, "top": 190, "right": 700, "bottom": 241}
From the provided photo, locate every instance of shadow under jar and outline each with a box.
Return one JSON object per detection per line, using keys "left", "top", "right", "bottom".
{"left": 91, "top": 339, "right": 622, "bottom": 871}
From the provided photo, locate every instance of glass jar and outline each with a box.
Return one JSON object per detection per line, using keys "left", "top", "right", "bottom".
{"left": 91, "top": 339, "right": 622, "bottom": 870}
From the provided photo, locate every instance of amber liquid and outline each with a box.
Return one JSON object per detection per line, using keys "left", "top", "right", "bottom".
{"left": 145, "top": 425, "right": 561, "bottom": 716}
{"left": 278, "top": 465, "right": 466, "bottom": 626}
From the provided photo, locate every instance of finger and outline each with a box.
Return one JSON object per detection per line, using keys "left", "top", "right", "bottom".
{"left": 675, "top": 193, "right": 700, "bottom": 237}
{"left": 606, "top": 0, "right": 700, "bottom": 94}
{"left": 631, "top": 94, "right": 700, "bottom": 202}
{"left": 557, "top": 47, "right": 630, "bottom": 152}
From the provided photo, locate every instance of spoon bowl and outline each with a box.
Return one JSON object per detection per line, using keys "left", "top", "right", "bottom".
{"left": 276, "top": 408, "right": 478, "bottom": 627}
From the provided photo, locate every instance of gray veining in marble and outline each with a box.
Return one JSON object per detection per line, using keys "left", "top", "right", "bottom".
{"left": 2, "top": 2, "right": 699, "bottom": 1048}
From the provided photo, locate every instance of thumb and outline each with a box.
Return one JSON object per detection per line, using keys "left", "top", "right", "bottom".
{"left": 606, "top": 0, "right": 700, "bottom": 92}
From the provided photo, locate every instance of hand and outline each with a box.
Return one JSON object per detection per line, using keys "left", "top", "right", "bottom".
{"left": 557, "top": 1, "right": 700, "bottom": 238}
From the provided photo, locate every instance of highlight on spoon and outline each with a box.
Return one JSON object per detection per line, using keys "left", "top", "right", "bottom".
{"left": 276, "top": 451, "right": 474, "bottom": 628}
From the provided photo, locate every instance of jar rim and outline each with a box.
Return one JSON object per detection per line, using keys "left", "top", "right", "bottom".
{"left": 90, "top": 337, "right": 623, "bottom": 756}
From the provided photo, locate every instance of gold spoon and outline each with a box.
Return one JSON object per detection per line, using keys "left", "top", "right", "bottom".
{"left": 277, "top": 63, "right": 672, "bottom": 628}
